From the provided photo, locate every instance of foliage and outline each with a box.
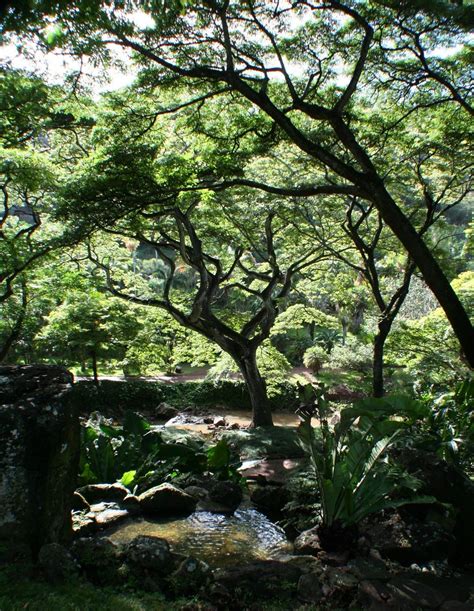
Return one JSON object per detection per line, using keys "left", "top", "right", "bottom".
{"left": 328, "top": 336, "right": 373, "bottom": 373}
{"left": 79, "top": 410, "right": 241, "bottom": 490}
{"left": 414, "top": 379, "right": 474, "bottom": 473}
{"left": 297, "top": 383, "right": 435, "bottom": 528}
{"left": 303, "top": 345, "right": 328, "bottom": 374}
{"left": 37, "top": 290, "right": 140, "bottom": 376}
{"left": 207, "top": 341, "right": 292, "bottom": 397}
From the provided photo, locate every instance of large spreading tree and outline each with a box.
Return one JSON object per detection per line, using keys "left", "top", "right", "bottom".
{"left": 4, "top": 0, "right": 472, "bottom": 365}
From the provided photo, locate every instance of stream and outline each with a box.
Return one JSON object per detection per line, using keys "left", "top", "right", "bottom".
{"left": 108, "top": 508, "right": 292, "bottom": 568}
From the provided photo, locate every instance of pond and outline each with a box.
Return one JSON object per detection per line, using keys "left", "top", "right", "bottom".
{"left": 108, "top": 508, "right": 292, "bottom": 568}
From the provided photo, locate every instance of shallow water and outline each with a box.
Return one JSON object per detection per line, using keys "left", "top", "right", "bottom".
{"left": 109, "top": 508, "right": 292, "bottom": 567}
{"left": 170, "top": 410, "right": 301, "bottom": 434}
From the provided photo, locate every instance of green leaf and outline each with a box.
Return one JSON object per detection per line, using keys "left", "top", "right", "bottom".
{"left": 120, "top": 470, "right": 136, "bottom": 487}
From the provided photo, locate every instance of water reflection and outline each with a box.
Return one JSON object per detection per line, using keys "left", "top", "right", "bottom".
{"left": 109, "top": 508, "right": 292, "bottom": 567}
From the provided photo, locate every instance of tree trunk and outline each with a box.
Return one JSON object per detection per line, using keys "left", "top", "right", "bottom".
{"left": 373, "top": 320, "right": 392, "bottom": 398}
{"left": 91, "top": 351, "right": 99, "bottom": 386}
{"left": 368, "top": 182, "right": 474, "bottom": 367}
{"left": 236, "top": 351, "right": 273, "bottom": 427}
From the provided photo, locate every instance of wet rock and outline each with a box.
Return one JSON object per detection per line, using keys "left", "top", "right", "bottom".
{"left": 72, "top": 492, "right": 90, "bottom": 512}
{"left": 121, "top": 494, "right": 142, "bottom": 515}
{"left": 297, "top": 572, "right": 323, "bottom": 603}
{"left": 169, "top": 556, "right": 212, "bottom": 595}
{"left": 77, "top": 483, "right": 130, "bottom": 505}
{"left": 38, "top": 543, "right": 79, "bottom": 583}
{"left": 72, "top": 512, "right": 96, "bottom": 537}
{"left": 72, "top": 536, "right": 123, "bottom": 585}
{"left": 293, "top": 526, "right": 322, "bottom": 556}
{"left": 124, "top": 535, "right": 174, "bottom": 574}
{"left": 138, "top": 483, "right": 197, "bottom": 516}
{"left": 89, "top": 502, "right": 129, "bottom": 528}
{"left": 250, "top": 484, "right": 290, "bottom": 520}
{"left": 214, "top": 560, "right": 302, "bottom": 598}
{"left": 213, "top": 416, "right": 226, "bottom": 427}
{"left": 0, "top": 364, "right": 79, "bottom": 557}
{"left": 208, "top": 481, "right": 242, "bottom": 513}
{"left": 155, "top": 402, "right": 179, "bottom": 420}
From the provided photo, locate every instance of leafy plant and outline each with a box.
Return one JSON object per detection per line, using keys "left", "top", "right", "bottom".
{"left": 416, "top": 379, "right": 474, "bottom": 473}
{"left": 296, "top": 383, "right": 435, "bottom": 532}
{"left": 303, "top": 345, "right": 328, "bottom": 374}
{"left": 79, "top": 410, "right": 242, "bottom": 490}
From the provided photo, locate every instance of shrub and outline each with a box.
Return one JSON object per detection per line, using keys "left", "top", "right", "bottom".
{"left": 303, "top": 345, "right": 328, "bottom": 373}
{"left": 329, "top": 337, "right": 372, "bottom": 372}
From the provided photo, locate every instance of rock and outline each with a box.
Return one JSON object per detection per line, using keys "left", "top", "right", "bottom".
{"left": 76, "top": 483, "right": 130, "bottom": 505}
{"left": 392, "top": 449, "right": 474, "bottom": 564}
{"left": 72, "top": 492, "right": 90, "bottom": 512}
{"left": 297, "top": 572, "right": 323, "bottom": 603}
{"left": 208, "top": 481, "right": 242, "bottom": 513}
{"left": 71, "top": 536, "right": 122, "bottom": 585}
{"left": 283, "top": 555, "right": 322, "bottom": 575}
{"left": 38, "top": 543, "right": 79, "bottom": 583}
{"left": 213, "top": 416, "right": 226, "bottom": 427}
{"left": 358, "top": 579, "right": 395, "bottom": 608}
{"left": 347, "top": 556, "right": 389, "bottom": 581}
{"left": 0, "top": 364, "right": 79, "bottom": 557}
{"left": 72, "top": 512, "right": 96, "bottom": 537}
{"left": 294, "top": 526, "right": 322, "bottom": 556}
{"left": 387, "top": 576, "right": 446, "bottom": 609}
{"left": 121, "top": 494, "right": 142, "bottom": 515}
{"left": 318, "top": 549, "right": 351, "bottom": 567}
{"left": 326, "top": 567, "right": 359, "bottom": 590}
{"left": 250, "top": 484, "right": 290, "bottom": 520}
{"left": 89, "top": 502, "right": 129, "bottom": 528}
{"left": 440, "top": 602, "right": 473, "bottom": 611}
{"left": 138, "top": 483, "right": 197, "bottom": 516}
{"left": 214, "top": 560, "right": 302, "bottom": 598}
{"left": 362, "top": 510, "right": 456, "bottom": 564}
{"left": 124, "top": 535, "right": 174, "bottom": 574}
{"left": 155, "top": 402, "right": 179, "bottom": 420}
{"left": 184, "top": 486, "right": 209, "bottom": 501}
{"left": 169, "top": 556, "right": 212, "bottom": 595}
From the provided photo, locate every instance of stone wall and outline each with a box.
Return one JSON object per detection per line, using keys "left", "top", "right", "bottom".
{"left": 0, "top": 365, "right": 80, "bottom": 558}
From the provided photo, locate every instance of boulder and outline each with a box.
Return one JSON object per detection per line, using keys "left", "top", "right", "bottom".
{"left": 208, "top": 481, "right": 242, "bottom": 512}
{"left": 169, "top": 556, "right": 212, "bottom": 595}
{"left": 362, "top": 510, "right": 456, "bottom": 564}
{"left": 138, "top": 483, "right": 197, "bottom": 516}
{"left": 392, "top": 449, "right": 474, "bottom": 564}
{"left": 250, "top": 484, "right": 290, "bottom": 520}
{"left": 38, "top": 543, "right": 79, "bottom": 583}
{"left": 123, "top": 535, "right": 174, "bottom": 574}
{"left": 72, "top": 512, "right": 96, "bottom": 537}
{"left": 297, "top": 572, "right": 323, "bottom": 604}
{"left": 214, "top": 560, "right": 302, "bottom": 598}
{"left": 71, "top": 492, "right": 90, "bottom": 512}
{"left": 155, "top": 402, "right": 179, "bottom": 420}
{"left": 89, "top": 502, "right": 129, "bottom": 528}
{"left": 71, "top": 536, "right": 123, "bottom": 585}
{"left": 76, "top": 483, "right": 130, "bottom": 505}
{"left": 0, "top": 365, "right": 79, "bottom": 557}
{"left": 294, "top": 526, "right": 323, "bottom": 556}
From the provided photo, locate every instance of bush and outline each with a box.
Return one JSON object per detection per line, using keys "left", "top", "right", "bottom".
{"left": 303, "top": 345, "right": 328, "bottom": 373}
{"left": 329, "top": 337, "right": 372, "bottom": 372}
{"left": 72, "top": 378, "right": 300, "bottom": 413}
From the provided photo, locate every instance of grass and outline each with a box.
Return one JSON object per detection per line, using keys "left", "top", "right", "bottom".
{"left": 0, "top": 562, "right": 200, "bottom": 611}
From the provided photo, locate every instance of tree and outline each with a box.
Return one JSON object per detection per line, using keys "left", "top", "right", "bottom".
{"left": 9, "top": 0, "right": 472, "bottom": 365}
{"left": 38, "top": 289, "right": 141, "bottom": 383}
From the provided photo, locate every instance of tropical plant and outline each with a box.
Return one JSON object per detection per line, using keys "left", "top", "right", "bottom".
{"left": 415, "top": 379, "right": 474, "bottom": 474}
{"left": 79, "top": 410, "right": 241, "bottom": 491}
{"left": 296, "top": 383, "right": 435, "bottom": 547}
{"left": 303, "top": 345, "right": 328, "bottom": 374}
